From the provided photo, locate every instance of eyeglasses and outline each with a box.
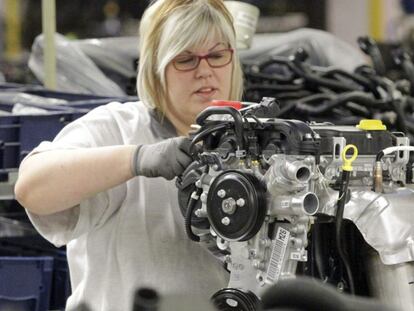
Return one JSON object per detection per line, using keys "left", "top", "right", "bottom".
{"left": 172, "top": 48, "right": 234, "bottom": 72}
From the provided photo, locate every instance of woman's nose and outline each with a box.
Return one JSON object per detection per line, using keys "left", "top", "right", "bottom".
{"left": 195, "top": 58, "right": 213, "bottom": 78}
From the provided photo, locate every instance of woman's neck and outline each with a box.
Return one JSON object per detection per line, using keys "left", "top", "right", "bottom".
{"left": 164, "top": 110, "right": 191, "bottom": 136}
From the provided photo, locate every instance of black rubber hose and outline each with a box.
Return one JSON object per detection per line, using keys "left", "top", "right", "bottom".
{"left": 189, "top": 123, "right": 229, "bottom": 155}
{"left": 297, "top": 92, "right": 334, "bottom": 104}
{"left": 295, "top": 91, "right": 385, "bottom": 116}
{"left": 322, "top": 68, "right": 380, "bottom": 96}
{"left": 244, "top": 83, "right": 304, "bottom": 92}
{"left": 196, "top": 106, "right": 244, "bottom": 150}
{"left": 406, "top": 96, "right": 414, "bottom": 113}
{"left": 401, "top": 60, "right": 414, "bottom": 95}
{"left": 184, "top": 187, "right": 203, "bottom": 242}
{"left": 336, "top": 170, "right": 355, "bottom": 294}
{"left": 261, "top": 277, "right": 398, "bottom": 311}
{"left": 389, "top": 99, "right": 408, "bottom": 133}
{"left": 276, "top": 93, "right": 334, "bottom": 117}
{"left": 403, "top": 117, "right": 414, "bottom": 133}
{"left": 270, "top": 90, "right": 312, "bottom": 100}
{"left": 396, "top": 51, "right": 414, "bottom": 92}
{"left": 344, "top": 102, "right": 371, "bottom": 118}
{"left": 286, "top": 60, "right": 360, "bottom": 92}
{"left": 243, "top": 70, "right": 295, "bottom": 83}
{"left": 242, "top": 55, "right": 294, "bottom": 76}
{"left": 322, "top": 68, "right": 371, "bottom": 87}
{"left": 357, "top": 36, "right": 386, "bottom": 76}
{"left": 276, "top": 101, "right": 298, "bottom": 117}
{"left": 313, "top": 223, "right": 326, "bottom": 280}
{"left": 376, "top": 151, "right": 385, "bottom": 162}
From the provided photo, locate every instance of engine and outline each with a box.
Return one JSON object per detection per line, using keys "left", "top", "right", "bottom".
{"left": 177, "top": 98, "right": 414, "bottom": 311}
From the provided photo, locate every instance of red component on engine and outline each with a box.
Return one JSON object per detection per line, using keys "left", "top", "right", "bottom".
{"left": 209, "top": 100, "right": 243, "bottom": 110}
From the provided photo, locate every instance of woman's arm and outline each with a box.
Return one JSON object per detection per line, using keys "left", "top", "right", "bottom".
{"left": 15, "top": 136, "right": 193, "bottom": 216}
{"left": 14, "top": 145, "right": 136, "bottom": 215}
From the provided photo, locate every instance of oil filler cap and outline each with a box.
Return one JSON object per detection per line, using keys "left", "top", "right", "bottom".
{"left": 356, "top": 119, "right": 387, "bottom": 131}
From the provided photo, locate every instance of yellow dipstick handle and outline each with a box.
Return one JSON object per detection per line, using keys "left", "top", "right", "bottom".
{"left": 341, "top": 144, "right": 358, "bottom": 171}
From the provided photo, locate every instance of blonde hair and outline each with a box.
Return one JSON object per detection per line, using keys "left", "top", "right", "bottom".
{"left": 137, "top": 0, "right": 243, "bottom": 114}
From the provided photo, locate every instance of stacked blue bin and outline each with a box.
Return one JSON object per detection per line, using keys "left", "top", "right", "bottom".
{"left": 0, "top": 83, "right": 137, "bottom": 179}
{"left": 0, "top": 83, "right": 137, "bottom": 310}
{"left": 0, "top": 235, "right": 71, "bottom": 311}
{"left": 0, "top": 256, "right": 53, "bottom": 311}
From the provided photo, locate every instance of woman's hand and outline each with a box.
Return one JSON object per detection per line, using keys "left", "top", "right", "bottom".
{"left": 133, "top": 137, "right": 193, "bottom": 180}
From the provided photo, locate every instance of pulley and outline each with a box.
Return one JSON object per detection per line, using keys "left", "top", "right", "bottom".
{"left": 206, "top": 170, "right": 266, "bottom": 241}
{"left": 211, "top": 288, "right": 261, "bottom": 311}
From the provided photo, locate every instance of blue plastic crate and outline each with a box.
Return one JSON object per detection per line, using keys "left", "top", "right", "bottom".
{"left": 0, "top": 256, "right": 54, "bottom": 311}
{"left": 0, "top": 85, "right": 137, "bottom": 180}
{"left": 0, "top": 236, "right": 71, "bottom": 310}
{"left": 18, "top": 111, "right": 86, "bottom": 161}
{"left": 0, "top": 111, "right": 82, "bottom": 181}
{"left": 0, "top": 116, "right": 20, "bottom": 176}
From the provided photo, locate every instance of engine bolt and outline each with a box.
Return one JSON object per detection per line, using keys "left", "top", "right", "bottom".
{"left": 222, "top": 198, "right": 237, "bottom": 214}
{"left": 236, "top": 198, "right": 245, "bottom": 207}
{"left": 221, "top": 217, "right": 231, "bottom": 226}
{"left": 217, "top": 189, "right": 226, "bottom": 198}
{"left": 249, "top": 249, "right": 256, "bottom": 258}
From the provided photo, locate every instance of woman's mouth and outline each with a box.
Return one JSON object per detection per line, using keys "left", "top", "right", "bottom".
{"left": 195, "top": 87, "right": 218, "bottom": 99}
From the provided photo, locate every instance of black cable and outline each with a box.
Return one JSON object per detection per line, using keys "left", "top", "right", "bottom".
{"left": 335, "top": 170, "right": 355, "bottom": 294}
{"left": 275, "top": 101, "right": 297, "bottom": 117}
{"left": 376, "top": 151, "right": 385, "bottom": 162}
{"left": 390, "top": 99, "right": 408, "bottom": 133}
{"left": 245, "top": 83, "right": 304, "bottom": 92}
{"left": 275, "top": 93, "right": 333, "bottom": 117}
{"left": 269, "top": 90, "right": 312, "bottom": 100}
{"left": 196, "top": 106, "right": 244, "bottom": 150}
{"left": 296, "top": 92, "right": 334, "bottom": 104}
{"left": 244, "top": 113, "right": 264, "bottom": 128}
{"left": 295, "top": 91, "right": 386, "bottom": 116}
{"left": 357, "top": 36, "right": 386, "bottom": 76}
{"left": 323, "top": 68, "right": 382, "bottom": 98}
{"left": 344, "top": 102, "right": 371, "bottom": 118}
{"left": 286, "top": 59, "right": 360, "bottom": 93}
{"left": 313, "top": 223, "right": 326, "bottom": 280}
{"left": 184, "top": 187, "right": 203, "bottom": 242}
{"left": 189, "top": 123, "right": 229, "bottom": 155}
{"left": 243, "top": 70, "right": 295, "bottom": 83}
{"left": 393, "top": 49, "right": 414, "bottom": 94}
{"left": 321, "top": 68, "right": 372, "bottom": 89}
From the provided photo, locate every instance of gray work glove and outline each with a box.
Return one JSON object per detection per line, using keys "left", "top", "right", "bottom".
{"left": 133, "top": 137, "right": 193, "bottom": 180}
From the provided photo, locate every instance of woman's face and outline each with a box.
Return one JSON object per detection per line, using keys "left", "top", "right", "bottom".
{"left": 164, "top": 38, "right": 233, "bottom": 134}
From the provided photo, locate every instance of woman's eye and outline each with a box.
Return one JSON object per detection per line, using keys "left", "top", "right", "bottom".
{"left": 175, "top": 56, "right": 194, "bottom": 64}
{"left": 208, "top": 53, "right": 224, "bottom": 59}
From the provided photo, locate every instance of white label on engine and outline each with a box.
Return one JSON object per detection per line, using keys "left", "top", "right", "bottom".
{"left": 266, "top": 227, "right": 290, "bottom": 283}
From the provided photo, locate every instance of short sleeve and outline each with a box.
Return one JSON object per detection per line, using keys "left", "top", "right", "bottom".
{"left": 24, "top": 102, "right": 135, "bottom": 246}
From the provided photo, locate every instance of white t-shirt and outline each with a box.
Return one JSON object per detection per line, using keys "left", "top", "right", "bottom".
{"left": 25, "top": 101, "right": 228, "bottom": 311}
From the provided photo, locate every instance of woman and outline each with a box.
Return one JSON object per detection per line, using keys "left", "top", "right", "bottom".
{"left": 14, "top": 0, "right": 243, "bottom": 310}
